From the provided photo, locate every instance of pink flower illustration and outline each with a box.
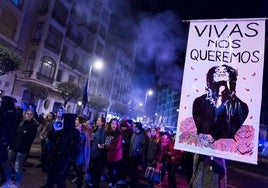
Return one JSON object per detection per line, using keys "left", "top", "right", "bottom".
{"left": 180, "top": 117, "right": 196, "bottom": 133}
{"left": 179, "top": 117, "right": 255, "bottom": 156}
{"left": 213, "top": 139, "right": 237, "bottom": 152}
{"left": 236, "top": 141, "right": 254, "bottom": 155}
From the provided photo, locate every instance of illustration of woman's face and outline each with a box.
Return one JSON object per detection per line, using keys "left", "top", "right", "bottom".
{"left": 213, "top": 66, "right": 229, "bottom": 82}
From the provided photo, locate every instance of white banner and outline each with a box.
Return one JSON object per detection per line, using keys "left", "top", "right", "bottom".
{"left": 175, "top": 18, "right": 266, "bottom": 164}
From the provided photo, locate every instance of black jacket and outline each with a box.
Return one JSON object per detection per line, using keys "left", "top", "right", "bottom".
{"left": 48, "top": 128, "right": 80, "bottom": 165}
{"left": 9, "top": 119, "right": 38, "bottom": 153}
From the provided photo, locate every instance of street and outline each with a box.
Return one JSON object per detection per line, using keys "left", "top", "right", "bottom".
{"left": 20, "top": 157, "right": 268, "bottom": 188}
{"left": 18, "top": 138, "right": 268, "bottom": 188}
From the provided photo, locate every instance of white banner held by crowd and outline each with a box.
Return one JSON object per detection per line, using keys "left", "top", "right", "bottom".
{"left": 175, "top": 18, "right": 266, "bottom": 164}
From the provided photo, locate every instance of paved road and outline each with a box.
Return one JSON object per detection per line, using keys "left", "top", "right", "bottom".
{"left": 20, "top": 157, "right": 189, "bottom": 188}
{"left": 20, "top": 137, "right": 189, "bottom": 188}
{"left": 19, "top": 137, "right": 268, "bottom": 188}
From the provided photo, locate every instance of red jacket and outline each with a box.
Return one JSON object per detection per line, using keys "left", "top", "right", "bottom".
{"left": 166, "top": 141, "right": 184, "bottom": 165}
{"left": 105, "top": 134, "right": 123, "bottom": 162}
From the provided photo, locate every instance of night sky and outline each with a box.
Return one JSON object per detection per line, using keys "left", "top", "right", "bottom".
{"left": 109, "top": 0, "right": 268, "bottom": 101}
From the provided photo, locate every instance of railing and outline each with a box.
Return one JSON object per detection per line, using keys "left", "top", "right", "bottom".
{"left": 36, "top": 72, "right": 54, "bottom": 84}
{"left": 22, "top": 70, "right": 33, "bottom": 78}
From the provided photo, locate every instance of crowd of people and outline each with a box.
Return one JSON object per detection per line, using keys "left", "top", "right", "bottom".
{"left": 0, "top": 95, "right": 227, "bottom": 188}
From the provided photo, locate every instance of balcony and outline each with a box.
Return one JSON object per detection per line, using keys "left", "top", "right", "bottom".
{"left": 22, "top": 70, "right": 33, "bottom": 78}
{"left": 60, "top": 56, "right": 73, "bottom": 67}
{"left": 36, "top": 72, "right": 54, "bottom": 84}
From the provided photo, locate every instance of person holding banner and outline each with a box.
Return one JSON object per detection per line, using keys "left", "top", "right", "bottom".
{"left": 189, "top": 154, "right": 226, "bottom": 188}
{"left": 192, "top": 64, "right": 249, "bottom": 141}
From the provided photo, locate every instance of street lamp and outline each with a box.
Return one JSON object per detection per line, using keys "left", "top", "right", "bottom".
{"left": 82, "top": 59, "right": 104, "bottom": 117}
{"left": 144, "top": 89, "right": 153, "bottom": 124}
{"left": 145, "top": 89, "right": 153, "bottom": 106}
{"left": 87, "top": 59, "right": 104, "bottom": 95}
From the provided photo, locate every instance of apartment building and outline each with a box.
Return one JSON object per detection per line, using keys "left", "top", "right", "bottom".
{"left": 154, "top": 86, "right": 180, "bottom": 131}
{"left": 0, "top": 0, "right": 135, "bottom": 117}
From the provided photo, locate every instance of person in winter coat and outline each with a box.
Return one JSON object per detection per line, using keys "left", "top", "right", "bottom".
{"left": 145, "top": 128, "right": 161, "bottom": 188}
{"left": 3, "top": 109, "right": 38, "bottom": 188}
{"left": 45, "top": 113, "right": 80, "bottom": 188}
{"left": 166, "top": 134, "right": 184, "bottom": 188}
{"left": 104, "top": 118, "right": 123, "bottom": 188}
{"left": 88, "top": 117, "right": 106, "bottom": 188}
{"left": 118, "top": 119, "right": 132, "bottom": 184}
{"left": 72, "top": 116, "right": 91, "bottom": 188}
{"left": 159, "top": 131, "right": 172, "bottom": 181}
{"left": 0, "top": 96, "right": 18, "bottom": 186}
{"left": 37, "top": 112, "right": 56, "bottom": 172}
{"left": 189, "top": 154, "right": 227, "bottom": 188}
{"left": 128, "top": 122, "right": 147, "bottom": 187}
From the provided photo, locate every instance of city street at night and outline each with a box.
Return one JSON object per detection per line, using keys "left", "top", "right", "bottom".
{"left": 19, "top": 139, "right": 268, "bottom": 188}
{"left": 1, "top": 1, "right": 268, "bottom": 188}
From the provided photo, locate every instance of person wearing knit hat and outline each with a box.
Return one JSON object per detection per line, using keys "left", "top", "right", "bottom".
{"left": 134, "top": 122, "right": 143, "bottom": 131}
{"left": 128, "top": 122, "right": 147, "bottom": 187}
{"left": 45, "top": 113, "right": 80, "bottom": 188}
{"left": 62, "top": 113, "right": 77, "bottom": 130}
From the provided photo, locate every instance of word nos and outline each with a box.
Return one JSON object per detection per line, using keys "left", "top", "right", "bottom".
{"left": 189, "top": 22, "right": 262, "bottom": 64}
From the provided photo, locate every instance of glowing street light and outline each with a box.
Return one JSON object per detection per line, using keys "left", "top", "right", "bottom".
{"left": 82, "top": 59, "right": 104, "bottom": 116}
{"left": 145, "top": 89, "right": 153, "bottom": 106}
{"left": 87, "top": 59, "right": 104, "bottom": 95}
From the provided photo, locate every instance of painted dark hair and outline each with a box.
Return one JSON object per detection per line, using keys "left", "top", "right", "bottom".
{"left": 206, "top": 64, "right": 237, "bottom": 92}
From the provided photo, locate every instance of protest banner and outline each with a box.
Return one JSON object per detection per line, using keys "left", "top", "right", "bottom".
{"left": 175, "top": 18, "right": 266, "bottom": 164}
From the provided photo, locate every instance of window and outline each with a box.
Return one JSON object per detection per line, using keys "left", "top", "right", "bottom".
{"left": 31, "top": 22, "right": 43, "bottom": 45}
{"left": 52, "top": 0, "right": 68, "bottom": 27}
{"left": 0, "top": 8, "right": 18, "bottom": 39}
{"left": 61, "top": 46, "right": 67, "bottom": 61}
{"left": 26, "top": 51, "right": 36, "bottom": 71}
{"left": 45, "top": 25, "right": 63, "bottom": 54}
{"left": 68, "top": 75, "right": 75, "bottom": 83}
{"left": 56, "top": 69, "right": 62, "bottom": 82}
{"left": 95, "top": 41, "right": 104, "bottom": 56}
{"left": 37, "top": 56, "right": 56, "bottom": 83}
{"left": 23, "top": 51, "right": 36, "bottom": 77}
{"left": 76, "top": 32, "right": 83, "bottom": 47}
{"left": 86, "top": 34, "right": 95, "bottom": 53}
{"left": 44, "top": 99, "right": 50, "bottom": 110}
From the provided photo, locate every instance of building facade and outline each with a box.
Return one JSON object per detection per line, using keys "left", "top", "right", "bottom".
{"left": 154, "top": 86, "right": 180, "bottom": 131}
{"left": 0, "top": 0, "right": 135, "bottom": 118}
